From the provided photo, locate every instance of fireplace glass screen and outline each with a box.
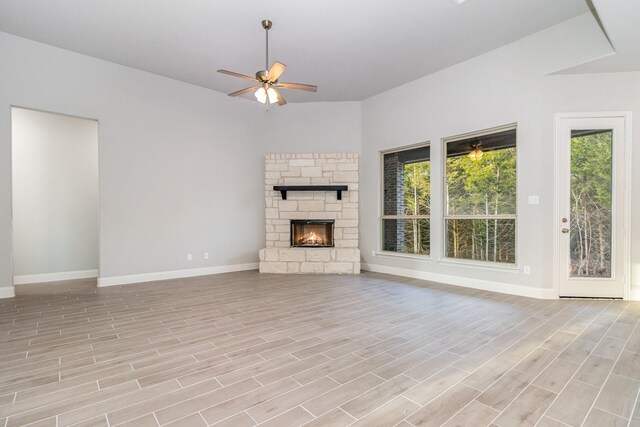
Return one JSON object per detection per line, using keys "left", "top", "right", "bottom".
{"left": 291, "top": 220, "right": 335, "bottom": 247}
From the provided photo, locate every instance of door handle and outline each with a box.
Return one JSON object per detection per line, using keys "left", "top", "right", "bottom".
{"left": 561, "top": 228, "right": 569, "bottom": 234}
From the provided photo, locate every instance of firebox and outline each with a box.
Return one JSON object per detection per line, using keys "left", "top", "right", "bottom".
{"left": 290, "top": 220, "right": 335, "bottom": 248}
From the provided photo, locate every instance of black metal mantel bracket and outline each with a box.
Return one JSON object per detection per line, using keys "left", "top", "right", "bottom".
{"left": 273, "top": 185, "right": 349, "bottom": 201}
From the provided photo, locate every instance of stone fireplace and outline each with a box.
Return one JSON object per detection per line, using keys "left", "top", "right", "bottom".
{"left": 259, "top": 153, "right": 360, "bottom": 274}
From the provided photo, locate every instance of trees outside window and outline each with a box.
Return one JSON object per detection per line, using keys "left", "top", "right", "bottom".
{"left": 381, "top": 145, "right": 430, "bottom": 255}
{"left": 444, "top": 127, "right": 517, "bottom": 264}
{"left": 569, "top": 130, "right": 612, "bottom": 277}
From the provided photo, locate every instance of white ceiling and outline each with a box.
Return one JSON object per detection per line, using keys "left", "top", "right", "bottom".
{"left": 0, "top": 0, "right": 590, "bottom": 102}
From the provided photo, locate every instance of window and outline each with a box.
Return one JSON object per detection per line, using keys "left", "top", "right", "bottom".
{"left": 444, "top": 126, "right": 516, "bottom": 264}
{"left": 381, "top": 145, "right": 430, "bottom": 255}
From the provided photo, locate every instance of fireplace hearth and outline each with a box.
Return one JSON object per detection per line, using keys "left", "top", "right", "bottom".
{"left": 291, "top": 220, "right": 334, "bottom": 248}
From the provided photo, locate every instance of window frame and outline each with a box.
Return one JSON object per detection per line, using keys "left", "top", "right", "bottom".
{"left": 379, "top": 142, "right": 431, "bottom": 258}
{"left": 442, "top": 123, "right": 518, "bottom": 266}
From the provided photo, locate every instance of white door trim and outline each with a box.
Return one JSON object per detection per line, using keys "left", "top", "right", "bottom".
{"left": 553, "top": 111, "right": 632, "bottom": 299}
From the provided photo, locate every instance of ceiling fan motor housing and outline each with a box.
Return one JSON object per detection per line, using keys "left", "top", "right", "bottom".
{"left": 255, "top": 70, "right": 268, "bottom": 81}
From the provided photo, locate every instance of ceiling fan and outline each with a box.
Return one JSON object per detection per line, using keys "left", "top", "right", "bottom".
{"left": 217, "top": 19, "right": 318, "bottom": 107}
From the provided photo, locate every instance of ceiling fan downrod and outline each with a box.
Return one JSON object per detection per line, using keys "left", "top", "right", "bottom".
{"left": 262, "top": 20, "right": 272, "bottom": 72}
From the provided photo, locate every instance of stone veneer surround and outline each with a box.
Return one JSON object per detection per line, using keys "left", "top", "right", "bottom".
{"left": 259, "top": 153, "right": 360, "bottom": 274}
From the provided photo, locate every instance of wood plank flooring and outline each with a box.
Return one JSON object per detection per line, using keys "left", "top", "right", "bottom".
{"left": 0, "top": 271, "right": 639, "bottom": 427}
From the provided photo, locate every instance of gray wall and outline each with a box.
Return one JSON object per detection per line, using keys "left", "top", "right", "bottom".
{"left": 2, "top": 12, "right": 638, "bottom": 299}
{"left": 359, "top": 14, "right": 640, "bottom": 297}
{"left": 12, "top": 108, "right": 99, "bottom": 279}
{"left": 0, "top": 31, "right": 361, "bottom": 292}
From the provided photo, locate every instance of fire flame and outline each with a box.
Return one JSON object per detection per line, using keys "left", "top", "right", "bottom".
{"left": 306, "top": 232, "right": 320, "bottom": 244}
{"left": 298, "top": 231, "right": 325, "bottom": 246}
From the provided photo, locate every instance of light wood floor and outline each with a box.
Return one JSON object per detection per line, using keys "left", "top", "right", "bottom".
{"left": 0, "top": 271, "right": 639, "bottom": 427}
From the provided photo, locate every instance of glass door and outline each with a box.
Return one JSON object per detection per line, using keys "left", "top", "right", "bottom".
{"left": 556, "top": 116, "right": 627, "bottom": 298}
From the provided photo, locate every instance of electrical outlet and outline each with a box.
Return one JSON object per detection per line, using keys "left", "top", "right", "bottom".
{"left": 528, "top": 195, "right": 539, "bottom": 205}
{"left": 371, "top": 250, "right": 376, "bottom": 257}
{"left": 187, "top": 253, "right": 193, "bottom": 261}
{"left": 204, "top": 252, "right": 209, "bottom": 260}
{"left": 523, "top": 265, "right": 531, "bottom": 275}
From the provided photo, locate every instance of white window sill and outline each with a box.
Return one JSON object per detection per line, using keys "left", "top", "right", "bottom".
{"left": 373, "top": 251, "right": 432, "bottom": 261}
{"left": 438, "top": 258, "right": 520, "bottom": 273}
{"left": 372, "top": 252, "right": 520, "bottom": 274}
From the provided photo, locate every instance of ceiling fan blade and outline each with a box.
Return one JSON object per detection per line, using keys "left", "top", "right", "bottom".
{"left": 228, "top": 86, "right": 258, "bottom": 97}
{"left": 267, "top": 61, "right": 287, "bottom": 82}
{"left": 277, "top": 82, "right": 318, "bottom": 92}
{"left": 273, "top": 88, "right": 287, "bottom": 106}
{"left": 217, "top": 69, "right": 258, "bottom": 82}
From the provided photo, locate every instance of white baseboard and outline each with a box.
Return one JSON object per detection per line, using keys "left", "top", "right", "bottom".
{"left": 362, "top": 263, "right": 557, "bottom": 300}
{"left": 631, "top": 288, "right": 640, "bottom": 301}
{"left": 97, "top": 263, "right": 259, "bottom": 287}
{"left": 0, "top": 286, "right": 15, "bottom": 299}
{"left": 14, "top": 269, "right": 98, "bottom": 285}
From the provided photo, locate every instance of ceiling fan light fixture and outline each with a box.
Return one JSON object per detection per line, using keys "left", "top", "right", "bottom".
{"left": 254, "top": 86, "right": 278, "bottom": 104}
{"left": 254, "top": 87, "right": 267, "bottom": 103}
{"left": 267, "top": 87, "right": 278, "bottom": 104}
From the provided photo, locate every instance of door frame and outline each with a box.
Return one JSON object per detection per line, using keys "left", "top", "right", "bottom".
{"left": 553, "top": 111, "right": 632, "bottom": 299}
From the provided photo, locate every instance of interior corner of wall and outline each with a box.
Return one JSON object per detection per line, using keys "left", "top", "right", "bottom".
{"left": 0, "top": 285, "right": 16, "bottom": 299}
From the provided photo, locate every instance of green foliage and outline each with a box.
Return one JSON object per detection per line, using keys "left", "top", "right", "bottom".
{"left": 446, "top": 219, "right": 515, "bottom": 263}
{"left": 389, "top": 218, "right": 430, "bottom": 255}
{"left": 401, "top": 162, "right": 430, "bottom": 254}
{"left": 403, "top": 162, "right": 430, "bottom": 215}
{"left": 447, "top": 148, "right": 516, "bottom": 215}
{"left": 569, "top": 132, "right": 612, "bottom": 277}
{"left": 446, "top": 147, "right": 517, "bottom": 263}
{"left": 381, "top": 160, "right": 431, "bottom": 255}
{"left": 570, "top": 133, "right": 612, "bottom": 209}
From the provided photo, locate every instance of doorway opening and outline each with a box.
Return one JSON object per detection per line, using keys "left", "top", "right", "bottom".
{"left": 11, "top": 107, "right": 99, "bottom": 286}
